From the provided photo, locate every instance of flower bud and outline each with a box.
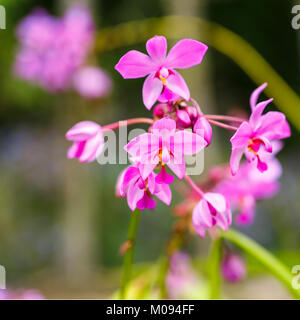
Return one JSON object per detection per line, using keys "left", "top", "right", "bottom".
{"left": 221, "top": 253, "right": 246, "bottom": 283}
{"left": 176, "top": 109, "right": 191, "bottom": 128}
{"left": 185, "top": 106, "right": 198, "bottom": 122}
{"left": 193, "top": 117, "right": 212, "bottom": 146}
{"left": 153, "top": 103, "right": 171, "bottom": 118}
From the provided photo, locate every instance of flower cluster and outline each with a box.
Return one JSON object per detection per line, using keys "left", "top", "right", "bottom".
{"left": 14, "top": 5, "right": 112, "bottom": 98}
{"left": 65, "top": 35, "right": 291, "bottom": 239}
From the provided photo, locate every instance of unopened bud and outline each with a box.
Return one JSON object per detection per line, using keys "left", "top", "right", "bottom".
{"left": 176, "top": 109, "right": 191, "bottom": 127}
{"left": 153, "top": 103, "right": 171, "bottom": 118}
{"left": 193, "top": 117, "right": 212, "bottom": 146}
{"left": 185, "top": 106, "right": 198, "bottom": 122}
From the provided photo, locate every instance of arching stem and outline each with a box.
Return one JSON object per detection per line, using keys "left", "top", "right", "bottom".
{"left": 102, "top": 118, "right": 154, "bottom": 132}
{"left": 208, "top": 119, "right": 238, "bottom": 131}
{"left": 205, "top": 114, "right": 244, "bottom": 123}
{"left": 184, "top": 174, "right": 205, "bottom": 197}
{"left": 222, "top": 229, "right": 300, "bottom": 299}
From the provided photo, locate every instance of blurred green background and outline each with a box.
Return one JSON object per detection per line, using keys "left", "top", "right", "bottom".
{"left": 0, "top": 0, "right": 300, "bottom": 298}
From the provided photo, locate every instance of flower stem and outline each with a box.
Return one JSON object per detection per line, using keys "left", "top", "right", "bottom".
{"left": 207, "top": 119, "right": 238, "bottom": 131}
{"left": 189, "top": 98, "right": 203, "bottom": 116}
{"left": 205, "top": 114, "right": 244, "bottom": 123}
{"left": 184, "top": 174, "right": 204, "bottom": 197}
{"left": 102, "top": 118, "right": 154, "bottom": 132}
{"left": 157, "top": 255, "right": 169, "bottom": 299}
{"left": 222, "top": 229, "right": 300, "bottom": 299}
{"left": 208, "top": 237, "right": 222, "bottom": 299}
{"left": 119, "top": 209, "right": 141, "bottom": 299}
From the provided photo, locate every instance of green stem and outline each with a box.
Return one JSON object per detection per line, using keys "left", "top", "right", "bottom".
{"left": 157, "top": 256, "right": 169, "bottom": 299}
{"left": 222, "top": 229, "right": 300, "bottom": 299}
{"left": 119, "top": 209, "right": 141, "bottom": 299}
{"left": 208, "top": 237, "right": 222, "bottom": 299}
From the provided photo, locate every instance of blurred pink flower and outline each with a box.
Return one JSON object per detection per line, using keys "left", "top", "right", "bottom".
{"left": 66, "top": 121, "right": 104, "bottom": 163}
{"left": 216, "top": 142, "right": 282, "bottom": 225}
{"left": 222, "top": 253, "right": 247, "bottom": 283}
{"left": 116, "top": 165, "right": 171, "bottom": 211}
{"left": 125, "top": 117, "right": 206, "bottom": 182}
{"left": 0, "top": 289, "right": 44, "bottom": 300}
{"left": 230, "top": 83, "right": 290, "bottom": 175}
{"left": 14, "top": 5, "right": 95, "bottom": 91}
{"left": 73, "top": 66, "right": 112, "bottom": 99}
{"left": 166, "top": 252, "right": 199, "bottom": 299}
{"left": 115, "top": 35, "right": 208, "bottom": 109}
{"left": 192, "top": 192, "right": 232, "bottom": 238}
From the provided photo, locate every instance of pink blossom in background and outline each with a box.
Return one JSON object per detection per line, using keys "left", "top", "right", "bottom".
{"left": 192, "top": 192, "right": 232, "bottom": 238}
{"left": 14, "top": 5, "right": 95, "bottom": 91}
{"left": 115, "top": 35, "right": 208, "bottom": 109}
{"left": 216, "top": 142, "right": 282, "bottom": 225}
{"left": 66, "top": 121, "right": 104, "bottom": 163}
{"left": 125, "top": 117, "right": 207, "bottom": 182}
{"left": 73, "top": 66, "right": 112, "bottom": 99}
{"left": 166, "top": 252, "right": 199, "bottom": 299}
{"left": 0, "top": 289, "right": 44, "bottom": 300}
{"left": 230, "top": 83, "right": 290, "bottom": 175}
{"left": 221, "top": 253, "right": 247, "bottom": 283}
{"left": 116, "top": 165, "right": 171, "bottom": 211}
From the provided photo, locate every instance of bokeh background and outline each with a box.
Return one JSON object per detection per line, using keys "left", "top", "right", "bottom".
{"left": 0, "top": 0, "right": 300, "bottom": 298}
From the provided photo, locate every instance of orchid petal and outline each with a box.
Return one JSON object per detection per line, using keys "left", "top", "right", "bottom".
{"left": 230, "top": 122, "right": 252, "bottom": 148}
{"left": 127, "top": 182, "right": 144, "bottom": 211}
{"left": 256, "top": 111, "right": 291, "bottom": 140}
{"left": 174, "top": 130, "right": 207, "bottom": 155}
{"left": 166, "top": 70, "right": 190, "bottom": 100}
{"left": 146, "top": 35, "right": 167, "bottom": 62}
{"left": 66, "top": 121, "right": 100, "bottom": 141}
{"left": 67, "top": 141, "right": 85, "bottom": 159}
{"left": 155, "top": 183, "right": 172, "bottom": 205}
{"left": 136, "top": 193, "right": 157, "bottom": 210}
{"left": 142, "top": 73, "right": 163, "bottom": 110}
{"left": 193, "top": 199, "right": 213, "bottom": 228}
{"left": 153, "top": 117, "right": 176, "bottom": 133}
{"left": 139, "top": 160, "right": 159, "bottom": 180}
{"left": 249, "top": 98, "right": 273, "bottom": 128}
{"left": 115, "top": 50, "right": 155, "bottom": 79}
{"left": 167, "top": 156, "right": 185, "bottom": 179}
{"left": 204, "top": 192, "right": 226, "bottom": 213}
{"left": 155, "top": 166, "right": 174, "bottom": 184}
{"left": 165, "top": 39, "right": 208, "bottom": 69}
{"left": 120, "top": 166, "right": 140, "bottom": 195}
{"left": 78, "top": 132, "right": 104, "bottom": 162}
{"left": 250, "top": 83, "right": 267, "bottom": 110}
{"left": 158, "top": 86, "right": 179, "bottom": 103}
{"left": 230, "top": 147, "right": 244, "bottom": 175}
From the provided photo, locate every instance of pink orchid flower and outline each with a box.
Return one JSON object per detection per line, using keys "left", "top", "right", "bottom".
{"left": 115, "top": 35, "right": 208, "bottom": 110}
{"left": 230, "top": 83, "right": 291, "bottom": 175}
{"left": 124, "top": 117, "right": 207, "bottom": 183}
{"left": 117, "top": 165, "right": 171, "bottom": 211}
{"left": 192, "top": 192, "right": 232, "bottom": 238}
{"left": 65, "top": 121, "right": 104, "bottom": 163}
